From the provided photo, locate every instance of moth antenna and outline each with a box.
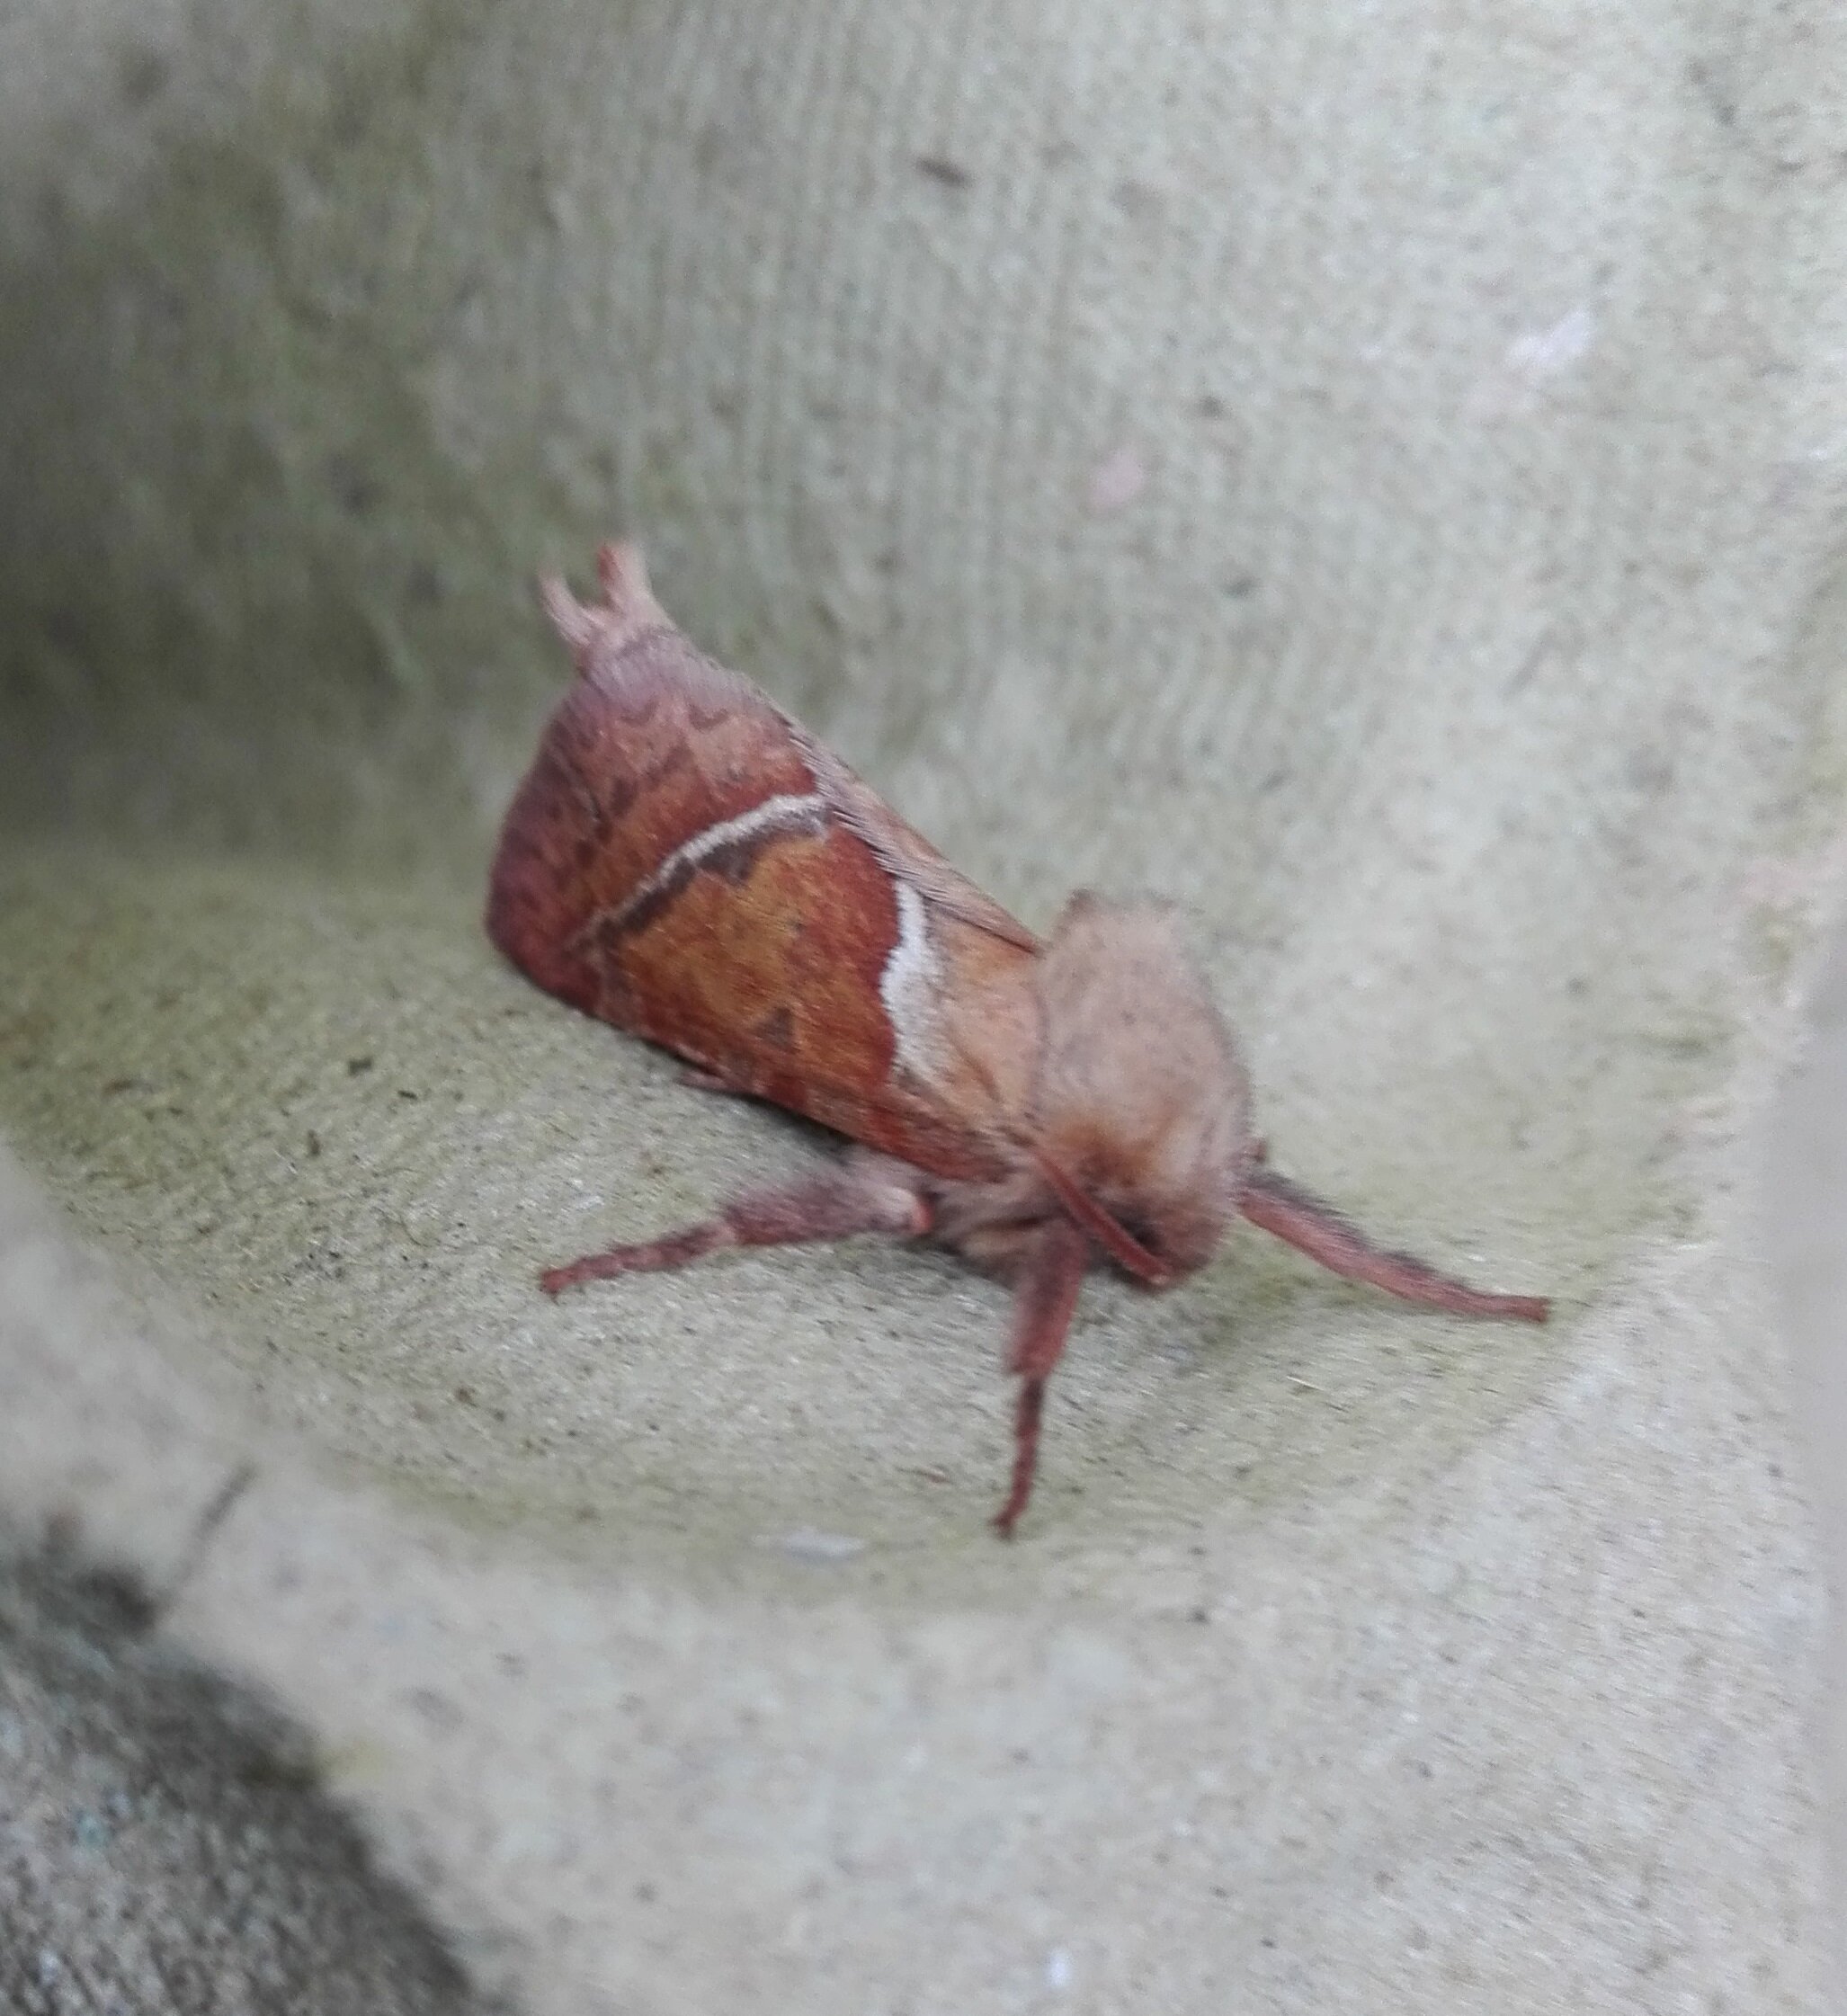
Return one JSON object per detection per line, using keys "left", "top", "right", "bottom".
{"left": 1033, "top": 1147, "right": 1173, "bottom": 1286}
{"left": 1239, "top": 1166, "right": 1548, "bottom": 1324}
{"left": 538, "top": 574, "right": 601, "bottom": 660}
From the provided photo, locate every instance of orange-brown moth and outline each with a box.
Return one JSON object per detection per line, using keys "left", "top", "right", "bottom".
{"left": 488, "top": 543, "right": 1548, "bottom": 1534}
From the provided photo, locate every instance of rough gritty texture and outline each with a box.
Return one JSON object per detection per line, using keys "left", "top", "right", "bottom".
{"left": 0, "top": 1533, "right": 491, "bottom": 2016}
{"left": 0, "top": 1, "right": 1843, "bottom": 2010}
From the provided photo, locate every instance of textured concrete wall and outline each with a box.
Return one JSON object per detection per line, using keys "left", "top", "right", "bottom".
{"left": 2, "top": 3, "right": 1844, "bottom": 2010}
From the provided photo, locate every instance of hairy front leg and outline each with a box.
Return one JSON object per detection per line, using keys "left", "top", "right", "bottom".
{"left": 993, "top": 1218, "right": 1092, "bottom": 1537}
{"left": 540, "top": 1150, "right": 932, "bottom": 1295}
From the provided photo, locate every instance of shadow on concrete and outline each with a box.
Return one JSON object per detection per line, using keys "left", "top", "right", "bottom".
{"left": 0, "top": 1526, "right": 504, "bottom": 2016}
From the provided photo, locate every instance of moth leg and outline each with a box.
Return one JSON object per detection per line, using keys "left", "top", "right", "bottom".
{"left": 540, "top": 1150, "right": 931, "bottom": 1295}
{"left": 1238, "top": 1167, "right": 1548, "bottom": 1324}
{"left": 993, "top": 1219, "right": 1092, "bottom": 1538}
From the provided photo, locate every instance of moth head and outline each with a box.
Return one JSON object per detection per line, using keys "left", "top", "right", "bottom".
{"left": 1029, "top": 893, "right": 1256, "bottom": 1286}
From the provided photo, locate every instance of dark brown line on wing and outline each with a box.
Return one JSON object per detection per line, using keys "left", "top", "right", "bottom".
{"left": 592, "top": 624, "right": 685, "bottom": 720}
{"left": 571, "top": 793, "right": 830, "bottom": 950}
{"left": 636, "top": 737, "right": 695, "bottom": 796}
{"left": 752, "top": 1004, "right": 796, "bottom": 1051}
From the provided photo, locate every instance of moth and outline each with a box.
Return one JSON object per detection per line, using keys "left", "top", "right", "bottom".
{"left": 487, "top": 543, "right": 1548, "bottom": 1534}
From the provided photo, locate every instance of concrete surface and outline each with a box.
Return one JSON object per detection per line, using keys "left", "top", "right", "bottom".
{"left": 1765, "top": 926, "right": 1847, "bottom": 2007}
{"left": 0, "top": 1532, "right": 493, "bottom": 2015}
{"left": 2, "top": 1, "right": 1845, "bottom": 2011}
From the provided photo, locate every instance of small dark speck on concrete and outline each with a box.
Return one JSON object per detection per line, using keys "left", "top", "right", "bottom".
{"left": 119, "top": 46, "right": 172, "bottom": 107}
{"left": 346, "top": 1057, "right": 374, "bottom": 1076}
{"left": 915, "top": 155, "right": 971, "bottom": 188}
